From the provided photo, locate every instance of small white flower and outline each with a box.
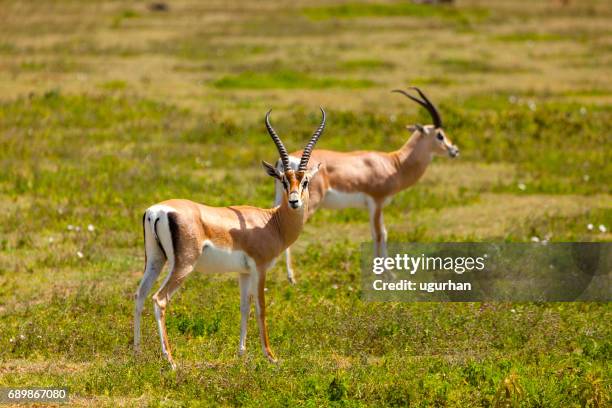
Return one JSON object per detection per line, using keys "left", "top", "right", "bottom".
{"left": 75, "top": 226, "right": 81, "bottom": 232}
{"left": 76, "top": 251, "right": 84, "bottom": 258}
{"left": 67, "top": 224, "right": 74, "bottom": 231}
{"left": 583, "top": 174, "right": 590, "bottom": 182}
{"left": 528, "top": 100, "right": 536, "bottom": 111}
{"left": 508, "top": 95, "right": 518, "bottom": 104}
{"left": 87, "top": 224, "right": 95, "bottom": 232}
{"left": 518, "top": 183, "right": 526, "bottom": 191}
{"left": 332, "top": 284, "right": 339, "bottom": 289}
{"left": 510, "top": 309, "right": 516, "bottom": 313}
{"left": 580, "top": 107, "right": 587, "bottom": 115}
{"left": 9, "top": 337, "right": 15, "bottom": 343}
{"left": 264, "top": 287, "right": 268, "bottom": 292}
{"left": 389, "top": 114, "right": 397, "bottom": 123}
{"left": 19, "top": 334, "right": 25, "bottom": 340}
{"left": 531, "top": 236, "right": 540, "bottom": 242}
{"left": 599, "top": 224, "right": 607, "bottom": 233}
{"left": 587, "top": 223, "right": 594, "bottom": 231}
{"left": 48, "top": 237, "right": 54, "bottom": 243}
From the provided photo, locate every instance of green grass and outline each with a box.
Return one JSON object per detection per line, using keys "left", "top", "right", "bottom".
{"left": 494, "top": 32, "right": 566, "bottom": 42}
{"left": 435, "top": 57, "right": 528, "bottom": 74}
{"left": 411, "top": 76, "right": 456, "bottom": 87}
{"left": 0, "top": 0, "right": 611, "bottom": 406}
{"left": 340, "top": 58, "right": 395, "bottom": 71}
{"left": 213, "top": 70, "right": 375, "bottom": 90}
{"left": 303, "top": 2, "right": 489, "bottom": 21}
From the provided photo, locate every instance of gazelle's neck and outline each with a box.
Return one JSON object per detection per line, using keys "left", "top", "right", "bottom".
{"left": 271, "top": 198, "right": 307, "bottom": 249}
{"left": 391, "top": 132, "right": 433, "bottom": 189}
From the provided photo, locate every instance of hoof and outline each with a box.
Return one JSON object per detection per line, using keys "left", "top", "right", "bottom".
{"left": 288, "top": 276, "right": 297, "bottom": 285}
{"left": 163, "top": 353, "right": 177, "bottom": 370}
{"left": 265, "top": 351, "right": 278, "bottom": 364}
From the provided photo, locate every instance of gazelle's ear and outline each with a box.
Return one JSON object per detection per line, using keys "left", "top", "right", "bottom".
{"left": 262, "top": 161, "right": 283, "bottom": 180}
{"left": 306, "top": 162, "right": 322, "bottom": 178}
{"left": 407, "top": 124, "right": 425, "bottom": 133}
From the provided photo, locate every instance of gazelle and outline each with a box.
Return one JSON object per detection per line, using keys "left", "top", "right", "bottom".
{"left": 134, "top": 109, "right": 326, "bottom": 368}
{"left": 275, "top": 88, "right": 459, "bottom": 284}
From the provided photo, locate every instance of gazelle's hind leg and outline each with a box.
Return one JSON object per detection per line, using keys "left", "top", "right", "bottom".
{"left": 151, "top": 212, "right": 198, "bottom": 370}
{"left": 134, "top": 215, "right": 166, "bottom": 352}
{"left": 153, "top": 262, "right": 195, "bottom": 370}
{"left": 238, "top": 273, "right": 252, "bottom": 355}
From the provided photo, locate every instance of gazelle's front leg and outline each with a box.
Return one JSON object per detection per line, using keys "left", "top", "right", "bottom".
{"left": 368, "top": 199, "right": 388, "bottom": 257}
{"left": 253, "top": 266, "right": 277, "bottom": 363}
{"left": 238, "top": 273, "right": 251, "bottom": 356}
{"left": 285, "top": 248, "right": 296, "bottom": 284}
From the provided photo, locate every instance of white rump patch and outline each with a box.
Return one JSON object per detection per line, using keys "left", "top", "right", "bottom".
{"left": 195, "top": 240, "right": 254, "bottom": 274}
{"left": 321, "top": 188, "right": 369, "bottom": 209}
{"left": 146, "top": 204, "right": 176, "bottom": 218}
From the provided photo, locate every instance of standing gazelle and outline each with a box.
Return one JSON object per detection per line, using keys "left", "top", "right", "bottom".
{"left": 276, "top": 88, "right": 459, "bottom": 283}
{"left": 134, "top": 109, "right": 326, "bottom": 368}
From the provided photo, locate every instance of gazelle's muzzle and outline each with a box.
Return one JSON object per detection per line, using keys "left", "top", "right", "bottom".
{"left": 288, "top": 191, "right": 301, "bottom": 209}
{"left": 447, "top": 144, "right": 460, "bottom": 158}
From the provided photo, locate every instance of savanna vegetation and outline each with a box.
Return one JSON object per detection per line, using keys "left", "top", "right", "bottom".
{"left": 0, "top": 0, "right": 610, "bottom": 406}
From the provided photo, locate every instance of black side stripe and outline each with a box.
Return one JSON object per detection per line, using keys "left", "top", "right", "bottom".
{"left": 153, "top": 217, "right": 168, "bottom": 259}
{"left": 167, "top": 212, "right": 181, "bottom": 261}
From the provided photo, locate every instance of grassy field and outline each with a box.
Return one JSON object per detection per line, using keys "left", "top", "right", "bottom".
{"left": 0, "top": 0, "right": 611, "bottom": 406}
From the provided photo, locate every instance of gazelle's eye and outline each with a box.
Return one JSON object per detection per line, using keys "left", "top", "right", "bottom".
{"left": 302, "top": 180, "right": 309, "bottom": 188}
{"left": 436, "top": 133, "right": 444, "bottom": 141}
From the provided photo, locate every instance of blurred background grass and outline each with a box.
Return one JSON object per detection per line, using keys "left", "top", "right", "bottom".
{"left": 0, "top": 0, "right": 610, "bottom": 406}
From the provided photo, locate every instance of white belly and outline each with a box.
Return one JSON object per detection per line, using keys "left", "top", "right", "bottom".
{"left": 320, "top": 188, "right": 369, "bottom": 209}
{"left": 194, "top": 240, "right": 254, "bottom": 274}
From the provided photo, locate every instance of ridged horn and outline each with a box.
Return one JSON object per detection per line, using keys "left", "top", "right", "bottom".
{"left": 298, "top": 107, "right": 326, "bottom": 172}
{"left": 392, "top": 88, "right": 443, "bottom": 128}
{"left": 265, "top": 110, "right": 291, "bottom": 172}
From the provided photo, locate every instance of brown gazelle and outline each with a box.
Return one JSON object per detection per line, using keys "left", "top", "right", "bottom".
{"left": 134, "top": 109, "right": 326, "bottom": 368}
{"left": 275, "top": 88, "right": 458, "bottom": 283}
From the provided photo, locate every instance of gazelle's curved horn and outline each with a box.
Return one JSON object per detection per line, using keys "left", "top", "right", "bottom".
{"left": 265, "top": 110, "right": 291, "bottom": 172}
{"left": 392, "top": 88, "right": 443, "bottom": 128}
{"left": 408, "top": 87, "right": 442, "bottom": 128}
{"left": 298, "top": 107, "right": 326, "bottom": 172}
